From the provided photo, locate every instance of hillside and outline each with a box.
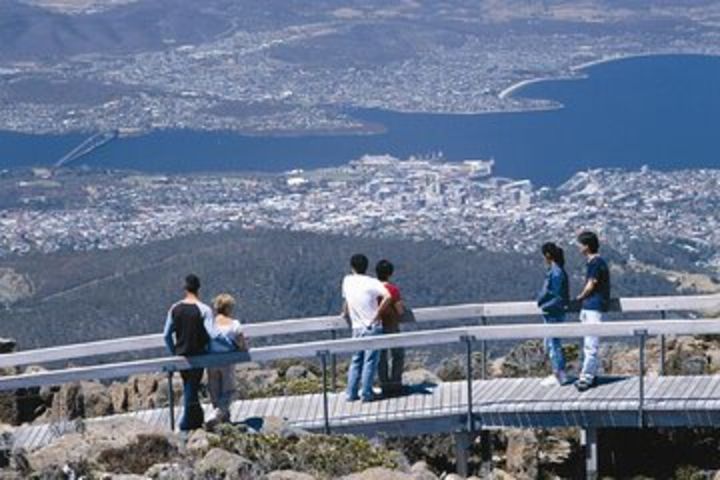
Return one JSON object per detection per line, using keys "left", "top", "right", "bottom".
{"left": 0, "top": 228, "right": 677, "bottom": 350}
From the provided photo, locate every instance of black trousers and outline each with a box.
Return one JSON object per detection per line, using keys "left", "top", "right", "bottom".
{"left": 378, "top": 326, "right": 405, "bottom": 395}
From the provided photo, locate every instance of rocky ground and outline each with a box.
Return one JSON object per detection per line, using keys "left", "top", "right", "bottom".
{"left": 4, "top": 335, "right": 720, "bottom": 479}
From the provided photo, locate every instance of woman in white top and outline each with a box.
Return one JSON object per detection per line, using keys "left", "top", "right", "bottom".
{"left": 208, "top": 293, "right": 247, "bottom": 423}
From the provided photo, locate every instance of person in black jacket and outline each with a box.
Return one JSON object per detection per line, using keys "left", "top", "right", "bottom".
{"left": 163, "top": 274, "right": 214, "bottom": 431}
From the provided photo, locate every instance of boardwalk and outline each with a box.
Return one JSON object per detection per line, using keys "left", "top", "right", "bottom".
{"left": 13, "top": 374, "right": 720, "bottom": 452}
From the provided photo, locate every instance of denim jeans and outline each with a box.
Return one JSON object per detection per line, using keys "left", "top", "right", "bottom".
{"left": 179, "top": 368, "right": 204, "bottom": 431}
{"left": 543, "top": 313, "right": 566, "bottom": 373}
{"left": 346, "top": 324, "right": 384, "bottom": 401}
{"left": 579, "top": 309, "right": 604, "bottom": 381}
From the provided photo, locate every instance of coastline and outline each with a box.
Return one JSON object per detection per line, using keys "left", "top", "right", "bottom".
{"left": 499, "top": 51, "right": 720, "bottom": 102}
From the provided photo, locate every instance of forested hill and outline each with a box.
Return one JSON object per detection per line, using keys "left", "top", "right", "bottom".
{"left": 0, "top": 228, "right": 676, "bottom": 349}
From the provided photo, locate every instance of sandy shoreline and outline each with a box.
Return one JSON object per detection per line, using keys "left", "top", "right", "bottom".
{"left": 499, "top": 51, "right": 720, "bottom": 101}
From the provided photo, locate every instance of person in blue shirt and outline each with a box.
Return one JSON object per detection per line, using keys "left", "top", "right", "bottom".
{"left": 207, "top": 293, "right": 247, "bottom": 424}
{"left": 574, "top": 231, "right": 611, "bottom": 392}
{"left": 537, "top": 242, "right": 571, "bottom": 386}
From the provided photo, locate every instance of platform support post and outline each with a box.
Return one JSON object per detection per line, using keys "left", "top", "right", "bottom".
{"left": 454, "top": 431, "right": 471, "bottom": 478}
{"left": 582, "top": 427, "right": 598, "bottom": 480}
{"left": 166, "top": 371, "right": 175, "bottom": 432}
{"left": 318, "top": 350, "right": 331, "bottom": 434}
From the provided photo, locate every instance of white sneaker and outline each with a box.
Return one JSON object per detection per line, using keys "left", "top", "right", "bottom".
{"left": 540, "top": 374, "right": 558, "bottom": 387}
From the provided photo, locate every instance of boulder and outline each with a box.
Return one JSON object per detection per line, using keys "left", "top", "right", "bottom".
{"left": 442, "top": 475, "right": 463, "bottom": 480}
{"left": 266, "top": 470, "right": 317, "bottom": 480}
{"left": 128, "top": 374, "right": 162, "bottom": 410}
{"left": 342, "top": 467, "right": 414, "bottom": 480}
{"left": 154, "top": 375, "right": 184, "bottom": 408}
{"left": 195, "top": 448, "right": 256, "bottom": 480}
{"left": 235, "top": 368, "right": 280, "bottom": 398}
{"left": 409, "top": 461, "right": 438, "bottom": 480}
{"left": 0, "top": 423, "right": 13, "bottom": 469}
{"left": 504, "top": 429, "right": 538, "bottom": 480}
{"left": 402, "top": 369, "right": 440, "bottom": 387}
{"left": 186, "top": 429, "right": 220, "bottom": 456}
{"left": 495, "top": 340, "right": 550, "bottom": 378}
{"left": 108, "top": 382, "right": 129, "bottom": 413}
{"left": 490, "top": 469, "right": 517, "bottom": 480}
{"left": 28, "top": 417, "right": 178, "bottom": 474}
{"left": 145, "top": 462, "right": 196, "bottom": 480}
{"left": 285, "top": 365, "right": 317, "bottom": 381}
{"left": 0, "top": 340, "right": 19, "bottom": 426}
{"left": 99, "top": 475, "right": 146, "bottom": 480}
{"left": 81, "top": 382, "right": 114, "bottom": 418}
{"left": 47, "top": 381, "right": 113, "bottom": 421}
{"left": 0, "top": 471, "right": 24, "bottom": 479}
{"left": 47, "top": 382, "right": 84, "bottom": 421}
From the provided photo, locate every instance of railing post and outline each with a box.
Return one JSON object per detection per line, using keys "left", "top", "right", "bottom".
{"left": 166, "top": 370, "right": 175, "bottom": 432}
{"left": 659, "top": 310, "right": 667, "bottom": 376}
{"left": 462, "top": 335, "right": 476, "bottom": 433}
{"left": 453, "top": 431, "right": 471, "bottom": 477}
{"left": 582, "top": 427, "right": 599, "bottom": 480}
{"left": 330, "top": 330, "right": 338, "bottom": 391}
{"left": 318, "top": 350, "right": 331, "bottom": 434}
{"left": 635, "top": 329, "right": 648, "bottom": 428}
{"left": 479, "top": 316, "right": 488, "bottom": 380}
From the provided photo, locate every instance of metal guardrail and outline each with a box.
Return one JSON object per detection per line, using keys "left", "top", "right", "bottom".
{"left": 2, "top": 293, "right": 718, "bottom": 370}
{"left": 0, "top": 294, "right": 718, "bottom": 433}
{"left": 2, "top": 317, "right": 720, "bottom": 429}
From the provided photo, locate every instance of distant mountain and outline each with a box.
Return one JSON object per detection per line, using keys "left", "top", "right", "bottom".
{"left": 0, "top": 0, "right": 234, "bottom": 61}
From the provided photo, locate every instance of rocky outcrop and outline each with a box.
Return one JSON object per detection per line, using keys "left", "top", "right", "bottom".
{"left": 342, "top": 467, "right": 414, "bottom": 480}
{"left": 503, "top": 429, "right": 539, "bottom": 480}
{"left": 266, "top": 470, "right": 317, "bottom": 480}
{"left": 28, "top": 417, "right": 179, "bottom": 474}
{"left": 195, "top": 447, "right": 257, "bottom": 479}
{"left": 145, "top": 462, "right": 195, "bottom": 479}
{"left": 0, "top": 339, "right": 21, "bottom": 426}
{"left": 402, "top": 369, "right": 441, "bottom": 386}
{"left": 234, "top": 364, "right": 281, "bottom": 398}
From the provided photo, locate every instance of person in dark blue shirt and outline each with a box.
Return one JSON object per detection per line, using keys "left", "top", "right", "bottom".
{"left": 574, "top": 231, "right": 611, "bottom": 392}
{"left": 537, "top": 242, "right": 570, "bottom": 386}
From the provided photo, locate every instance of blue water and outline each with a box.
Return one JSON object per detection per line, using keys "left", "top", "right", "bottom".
{"left": 0, "top": 54, "right": 718, "bottom": 186}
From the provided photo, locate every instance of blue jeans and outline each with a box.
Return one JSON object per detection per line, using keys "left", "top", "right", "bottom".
{"left": 346, "top": 324, "right": 383, "bottom": 401}
{"left": 543, "top": 314, "right": 566, "bottom": 373}
{"left": 179, "top": 368, "right": 204, "bottom": 431}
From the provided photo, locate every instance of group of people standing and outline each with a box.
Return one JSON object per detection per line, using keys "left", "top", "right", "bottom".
{"left": 162, "top": 229, "right": 610, "bottom": 431}
{"left": 537, "top": 230, "right": 611, "bottom": 392}
{"left": 163, "top": 275, "right": 247, "bottom": 431}
{"left": 342, "top": 254, "right": 407, "bottom": 402}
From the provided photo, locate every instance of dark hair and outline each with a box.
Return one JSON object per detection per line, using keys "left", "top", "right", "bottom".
{"left": 350, "top": 254, "right": 369, "bottom": 274}
{"left": 184, "top": 274, "right": 201, "bottom": 295}
{"left": 541, "top": 242, "right": 565, "bottom": 268}
{"left": 375, "top": 259, "right": 394, "bottom": 282}
{"left": 577, "top": 231, "right": 600, "bottom": 254}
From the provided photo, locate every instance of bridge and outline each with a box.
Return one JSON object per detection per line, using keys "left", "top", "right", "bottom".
{"left": 54, "top": 130, "right": 118, "bottom": 168}
{"left": 2, "top": 293, "right": 720, "bottom": 479}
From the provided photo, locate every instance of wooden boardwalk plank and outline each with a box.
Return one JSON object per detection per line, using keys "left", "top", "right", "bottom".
{"left": 15, "top": 374, "right": 720, "bottom": 451}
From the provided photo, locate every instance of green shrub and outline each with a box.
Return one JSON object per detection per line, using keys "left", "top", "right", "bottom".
{"left": 211, "top": 424, "right": 403, "bottom": 478}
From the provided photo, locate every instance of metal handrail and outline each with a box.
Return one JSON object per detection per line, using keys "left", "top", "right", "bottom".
{"left": 1, "top": 317, "right": 719, "bottom": 392}
{"left": 2, "top": 293, "right": 718, "bottom": 369}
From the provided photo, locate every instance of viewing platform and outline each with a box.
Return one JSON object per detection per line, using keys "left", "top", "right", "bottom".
{"left": 1, "top": 293, "right": 719, "bottom": 479}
